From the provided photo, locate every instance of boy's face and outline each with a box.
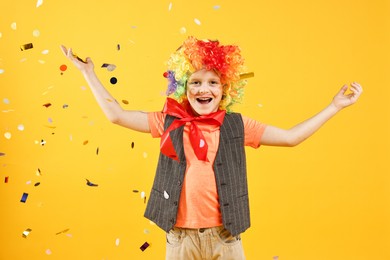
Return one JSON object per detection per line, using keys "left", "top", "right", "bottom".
{"left": 186, "top": 69, "right": 223, "bottom": 116}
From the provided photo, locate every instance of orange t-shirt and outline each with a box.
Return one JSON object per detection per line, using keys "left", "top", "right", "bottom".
{"left": 148, "top": 112, "right": 266, "bottom": 229}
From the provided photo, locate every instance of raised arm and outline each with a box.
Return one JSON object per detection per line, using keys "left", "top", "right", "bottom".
{"left": 60, "top": 45, "right": 150, "bottom": 133}
{"left": 260, "top": 82, "right": 363, "bottom": 147}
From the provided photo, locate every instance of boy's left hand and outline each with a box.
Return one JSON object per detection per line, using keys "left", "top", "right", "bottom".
{"left": 332, "top": 82, "right": 363, "bottom": 110}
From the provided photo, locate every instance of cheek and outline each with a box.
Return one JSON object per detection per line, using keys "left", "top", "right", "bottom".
{"left": 188, "top": 87, "right": 198, "bottom": 95}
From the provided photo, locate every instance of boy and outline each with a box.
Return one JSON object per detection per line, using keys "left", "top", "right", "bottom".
{"left": 61, "top": 36, "right": 362, "bottom": 259}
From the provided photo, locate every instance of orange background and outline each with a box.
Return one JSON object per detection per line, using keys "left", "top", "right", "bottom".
{"left": 1, "top": 0, "right": 389, "bottom": 259}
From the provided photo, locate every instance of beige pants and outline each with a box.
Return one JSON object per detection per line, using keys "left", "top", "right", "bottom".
{"left": 165, "top": 226, "right": 246, "bottom": 260}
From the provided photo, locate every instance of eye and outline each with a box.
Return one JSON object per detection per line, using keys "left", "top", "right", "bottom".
{"left": 210, "top": 80, "right": 220, "bottom": 86}
{"left": 189, "top": 81, "right": 200, "bottom": 86}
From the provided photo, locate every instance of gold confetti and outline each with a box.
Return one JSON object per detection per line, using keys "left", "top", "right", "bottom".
{"left": 83, "top": 140, "right": 89, "bottom": 145}
{"left": 122, "top": 100, "right": 129, "bottom": 105}
{"left": 22, "top": 228, "right": 32, "bottom": 238}
{"left": 239, "top": 72, "right": 255, "bottom": 79}
{"left": 20, "top": 43, "right": 33, "bottom": 51}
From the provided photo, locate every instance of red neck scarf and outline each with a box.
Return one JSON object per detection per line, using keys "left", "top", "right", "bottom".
{"left": 160, "top": 98, "right": 226, "bottom": 162}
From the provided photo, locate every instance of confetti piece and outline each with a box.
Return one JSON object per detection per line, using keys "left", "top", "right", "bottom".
{"left": 11, "top": 22, "right": 17, "bottom": 30}
{"left": 36, "top": 168, "right": 42, "bottom": 176}
{"left": 20, "top": 43, "right": 33, "bottom": 51}
{"left": 34, "top": 182, "right": 40, "bottom": 187}
{"left": 38, "top": 60, "right": 45, "bottom": 64}
{"left": 239, "top": 72, "right": 254, "bottom": 79}
{"left": 131, "top": 142, "right": 134, "bottom": 149}
{"left": 42, "top": 49, "right": 49, "bottom": 54}
{"left": 26, "top": 180, "right": 32, "bottom": 185}
{"left": 101, "top": 63, "right": 116, "bottom": 71}
{"left": 4, "top": 132, "right": 11, "bottom": 139}
{"left": 96, "top": 147, "right": 99, "bottom": 155}
{"left": 17, "top": 124, "right": 25, "bottom": 131}
{"left": 168, "top": 2, "right": 172, "bottom": 11}
{"left": 164, "top": 190, "right": 169, "bottom": 199}
{"left": 133, "top": 190, "right": 139, "bottom": 193}
{"left": 59, "top": 64, "right": 67, "bottom": 72}
{"left": 140, "top": 242, "right": 150, "bottom": 251}
{"left": 110, "top": 77, "right": 118, "bottom": 84}
{"left": 86, "top": 179, "right": 98, "bottom": 187}
{"left": 140, "top": 191, "right": 145, "bottom": 199}
{"left": 144, "top": 229, "right": 150, "bottom": 234}
{"left": 20, "top": 192, "right": 29, "bottom": 203}
{"left": 45, "top": 249, "right": 52, "bottom": 255}
{"left": 115, "top": 238, "right": 120, "bottom": 246}
{"left": 122, "top": 100, "right": 129, "bottom": 105}
{"left": 43, "top": 103, "right": 51, "bottom": 108}
{"left": 179, "top": 27, "right": 187, "bottom": 34}
{"left": 0, "top": 32, "right": 2, "bottom": 38}
{"left": 3, "top": 98, "right": 10, "bottom": 104}
{"left": 22, "top": 228, "right": 32, "bottom": 238}
{"left": 32, "top": 29, "right": 40, "bottom": 37}
{"left": 83, "top": 140, "right": 89, "bottom": 145}
{"left": 0, "top": 69, "right": 4, "bottom": 74}
{"left": 117, "top": 44, "right": 120, "bottom": 50}
{"left": 213, "top": 5, "right": 221, "bottom": 10}
{"left": 56, "top": 228, "right": 70, "bottom": 235}
{"left": 40, "top": 139, "right": 46, "bottom": 146}
{"left": 48, "top": 117, "right": 53, "bottom": 123}
{"left": 273, "top": 257, "right": 279, "bottom": 260}
{"left": 5, "top": 176, "right": 9, "bottom": 183}
{"left": 63, "top": 104, "right": 69, "bottom": 109}
{"left": 194, "top": 18, "right": 201, "bottom": 25}
{"left": 143, "top": 152, "right": 148, "bottom": 158}
{"left": 36, "top": 0, "right": 43, "bottom": 7}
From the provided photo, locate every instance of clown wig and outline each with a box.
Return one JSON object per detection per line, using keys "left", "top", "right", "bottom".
{"left": 164, "top": 36, "right": 249, "bottom": 112}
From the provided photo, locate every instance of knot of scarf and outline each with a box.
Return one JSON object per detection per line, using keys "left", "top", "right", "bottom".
{"left": 160, "top": 98, "right": 226, "bottom": 161}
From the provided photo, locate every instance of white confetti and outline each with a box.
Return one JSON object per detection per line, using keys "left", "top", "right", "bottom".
{"left": 38, "top": 60, "right": 45, "bottom": 64}
{"left": 213, "top": 5, "right": 221, "bottom": 10}
{"left": 168, "top": 2, "right": 172, "bottom": 11}
{"left": 41, "top": 49, "right": 49, "bottom": 55}
{"left": 115, "top": 238, "right": 120, "bottom": 246}
{"left": 32, "top": 29, "right": 40, "bottom": 37}
{"left": 0, "top": 69, "right": 4, "bottom": 74}
{"left": 179, "top": 27, "right": 187, "bottom": 34}
{"left": 0, "top": 32, "right": 2, "bottom": 38}
{"left": 140, "top": 191, "right": 146, "bottom": 199}
{"left": 194, "top": 18, "right": 201, "bottom": 25}
{"left": 26, "top": 180, "right": 32, "bottom": 185}
{"left": 164, "top": 190, "right": 169, "bottom": 199}
{"left": 36, "top": 0, "right": 43, "bottom": 7}
{"left": 3, "top": 98, "right": 9, "bottom": 104}
{"left": 17, "top": 124, "right": 25, "bottom": 131}
{"left": 45, "top": 249, "right": 52, "bottom": 255}
{"left": 144, "top": 229, "right": 150, "bottom": 234}
{"left": 143, "top": 152, "right": 148, "bottom": 158}
{"left": 199, "top": 139, "right": 205, "bottom": 148}
{"left": 4, "top": 132, "right": 11, "bottom": 139}
{"left": 10, "top": 22, "right": 17, "bottom": 30}
{"left": 257, "top": 103, "right": 263, "bottom": 108}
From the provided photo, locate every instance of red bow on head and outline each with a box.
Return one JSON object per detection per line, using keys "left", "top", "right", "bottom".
{"left": 160, "top": 98, "right": 226, "bottom": 162}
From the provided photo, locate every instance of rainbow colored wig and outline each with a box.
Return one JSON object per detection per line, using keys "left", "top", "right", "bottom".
{"left": 164, "top": 36, "right": 249, "bottom": 112}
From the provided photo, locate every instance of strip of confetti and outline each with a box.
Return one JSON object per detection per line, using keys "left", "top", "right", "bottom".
{"left": 56, "top": 228, "right": 70, "bottom": 235}
{"left": 239, "top": 72, "right": 255, "bottom": 80}
{"left": 20, "top": 43, "right": 33, "bottom": 51}
{"left": 5, "top": 176, "right": 9, "bottom": 183}
{"left": 20, "top": 193, "right": 28, "bottom": 203}
{"left": 86, "top": 179, "right": 98, "bottom": 187}
{"left": 140, "top": 242, "right": 150, "bottom": 251}
{"left": 22, "top": 228, "right": 32, "bottom": 238}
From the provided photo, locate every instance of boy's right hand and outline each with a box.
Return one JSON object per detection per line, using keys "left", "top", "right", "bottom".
{"left": 60, "top": 45, "right": 94, "bottom": 73}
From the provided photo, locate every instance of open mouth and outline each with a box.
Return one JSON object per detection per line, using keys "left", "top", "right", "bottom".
{"left": 196, "top": 97, "right": 213, "bottom": 104}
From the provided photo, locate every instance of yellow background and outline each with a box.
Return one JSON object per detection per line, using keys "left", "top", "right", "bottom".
{"left": 1, "top": 0, "right": 389, "bottom": 259}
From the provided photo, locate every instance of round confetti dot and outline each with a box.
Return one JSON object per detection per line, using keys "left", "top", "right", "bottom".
{"left": 179, "top": 27, "right": 187, "bottom": 34}
{"left": 0, "top": 69, "right": 4, "bottom": 74}
{"left": 32, "top": 29, "right": 40, "bottom": 37}
{"left": 10, "top": 22, "right": 17, "bottom": 30}
{"left": 2, "top": 98, "right": 9, "bottom": 104}
{"left": 60, "top": 64, "right": 67, "bottom": 71}
{"left": 45, "top": 249, "right": 52, "bottom": 255}
{"left": 17, "top": 124, "right": 25, "bottom": 131}
{"left": 4, "top": 132, "right": 11, "bottom": 139}
{"left": 110, "top": 77, "right": 117, "bottom": 84}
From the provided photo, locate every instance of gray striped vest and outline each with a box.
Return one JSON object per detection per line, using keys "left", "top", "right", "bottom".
{"left": 144, "top": 113, "right": 250, "bottom": 236}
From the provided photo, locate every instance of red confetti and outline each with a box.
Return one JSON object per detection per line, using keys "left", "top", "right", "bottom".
{"left": 60, "top": 64, "right": 67, "bottom": 72}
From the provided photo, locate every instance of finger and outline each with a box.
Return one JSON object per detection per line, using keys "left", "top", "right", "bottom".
{"left": 60, "top": 45, "right": 68, "bottom": 56}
